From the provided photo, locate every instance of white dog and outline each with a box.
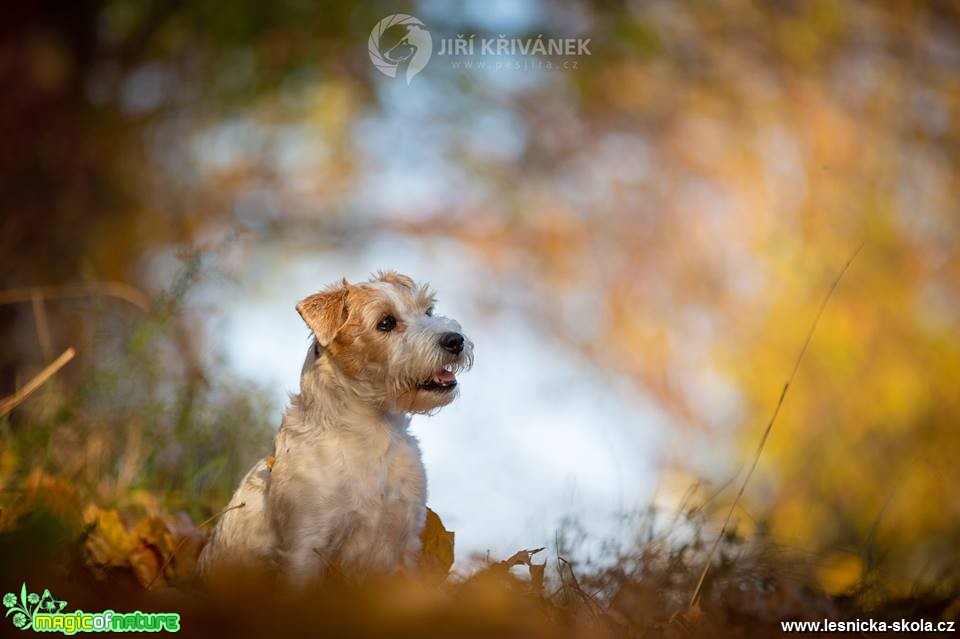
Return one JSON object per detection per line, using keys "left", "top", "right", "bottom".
{"left": 198, "top": 271, "right": 473, "bottom": 586}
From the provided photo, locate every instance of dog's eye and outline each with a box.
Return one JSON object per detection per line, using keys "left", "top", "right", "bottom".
{"left": 425, "top": 306, "right": 434, "bottom": 317}
{"left": 377, "top": 315, "right": 397, "bottom": 332}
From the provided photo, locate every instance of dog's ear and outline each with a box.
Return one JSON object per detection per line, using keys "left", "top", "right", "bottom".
{"left": 296, "top": 284, "right": 349, "bottom": 347}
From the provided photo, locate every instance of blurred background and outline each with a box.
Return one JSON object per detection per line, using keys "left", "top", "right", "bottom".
{"left": 2, "top": 0, "right": 959, "bottom": 602}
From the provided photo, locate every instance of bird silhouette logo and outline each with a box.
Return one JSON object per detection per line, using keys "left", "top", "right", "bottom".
{"left": 368, "top": 14, "right": 432, "bottom": 84}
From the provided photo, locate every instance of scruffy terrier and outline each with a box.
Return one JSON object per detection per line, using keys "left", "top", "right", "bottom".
{"left": 198, "top": 271, "right": 473, "bottom": 586}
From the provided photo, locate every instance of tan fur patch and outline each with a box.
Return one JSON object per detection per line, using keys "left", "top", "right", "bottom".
{"left": 375, "top": 270, "right": 416, "bottom": 290}
{"left": 325, "top": 284, "right": 393, "bottom": 378}
{"left": 375, "top": 271, "right": 437, "bottom": 313}
{"left": 296, "top": 286, "right": 348, "bottom": 347}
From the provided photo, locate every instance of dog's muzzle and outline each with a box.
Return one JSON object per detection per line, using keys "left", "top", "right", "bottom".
{"left": 417, "top": 332, "right": 468, "bottom": 393}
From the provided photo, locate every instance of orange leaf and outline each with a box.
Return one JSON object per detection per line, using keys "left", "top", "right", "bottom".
{"left": 418, "top": 508, "right": 454, "bottom": 578}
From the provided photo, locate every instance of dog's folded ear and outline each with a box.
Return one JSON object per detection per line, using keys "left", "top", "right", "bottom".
{"left": 296, "top": 284, "right": 349, "bottom": 347}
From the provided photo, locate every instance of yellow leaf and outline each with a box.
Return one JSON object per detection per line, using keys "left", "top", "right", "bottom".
{"left": 83, "top": 506, "right": 137, "bottom": 568}
{"left": 817, "top": 552, "right": 863, "bottom": 595}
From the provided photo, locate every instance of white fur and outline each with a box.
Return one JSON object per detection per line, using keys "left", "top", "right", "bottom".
{"left": 198, "top": 277, "right": 473, "bottom": 586}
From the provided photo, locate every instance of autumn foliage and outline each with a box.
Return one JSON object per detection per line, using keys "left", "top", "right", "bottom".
{"left": 4, "top": 0, "right": 960, "bottom": 636}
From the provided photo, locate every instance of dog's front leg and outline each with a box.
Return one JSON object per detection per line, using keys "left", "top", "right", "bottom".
{"left": 400, "top": 502, "right": 427, "bottom": 570}
{"left": 271, "top": 497, "right": 342, "bottom": 588}
{"left": 277, "top": 540, "right": 331, "bottom": 589}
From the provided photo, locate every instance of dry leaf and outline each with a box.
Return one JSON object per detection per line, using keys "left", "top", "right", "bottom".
{"left": 418, "top": 507, "right": 454, "bottom": 578}
{"left": 83, "top": 505, "right": 137, "bottom": 569}
{"left": 128, "top": 542, "right": 163, "bottom": 587}
{"left": 496, "top": 548, "right": 545, "bottom": 570}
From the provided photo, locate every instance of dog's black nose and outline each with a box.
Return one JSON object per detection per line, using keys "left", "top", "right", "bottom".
{"left": 439, "top": 332, "right": 464, "bottom": 354}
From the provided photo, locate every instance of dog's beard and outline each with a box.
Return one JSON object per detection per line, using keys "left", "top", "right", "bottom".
{"left": 389, "top": 350, "right": 473, "bottom": 414}
{"left": 396, "top": 385, "right": 458, "bottom": 414}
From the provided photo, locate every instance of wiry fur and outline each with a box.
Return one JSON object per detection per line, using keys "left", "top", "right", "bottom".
{"left": 198, "top": 272, "right": 474, "bottom": 586}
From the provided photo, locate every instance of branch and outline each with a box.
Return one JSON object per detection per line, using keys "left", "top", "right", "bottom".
{"left": 0, "top": 282, "right": 149, "bottom": 312}
{"left": 0, "top": 348, "right": 76, "bottom": 417}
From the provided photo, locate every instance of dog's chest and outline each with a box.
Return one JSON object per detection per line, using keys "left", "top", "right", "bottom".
{"left": 331, "top": 428, "right": 424, "bottom": 504}
{"left": 271, "top": 412, "right": 428, "bottom": 573}
{"left": 279, "top": 419, "right": 426, "bottom": 510}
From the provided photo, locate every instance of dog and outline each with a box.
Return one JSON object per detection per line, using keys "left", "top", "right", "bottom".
{"left": 198, "top": 271, "right": 473, "bottom": 586}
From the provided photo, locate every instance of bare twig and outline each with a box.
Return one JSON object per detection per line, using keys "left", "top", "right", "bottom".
{"left": 686, "top": 473, "right": 739, "bottom": 519}
{"left": 669, "top": 480, "right": 701, "bottom": 529}
{"left": 0, "top": 347, "right": 76, "bottom": 417}
{"left": 688, "top": 244, "right": 863, "bottom": 609}
{"left": 558, "top": 556, "right": 603, "bottom": 616}
{"left": 863, "top": 486, "right": 897, "bottom": 577}
{"left": 555, "top": 531, "right": 567, "bottom": 602}
{"left": 0, "top": 282, "right": 150, "bottom": 312}
{"left": 31, "top": 293, "right": 52, "bottom": 359}
{"left": 145, "top": 501, "right": 246, "bottom": 590}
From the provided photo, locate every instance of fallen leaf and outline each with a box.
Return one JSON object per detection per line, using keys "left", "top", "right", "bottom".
{"left": 83, "top": 506, "right": 137, "bottom": 569}
{"left": 418, "top": 508, "right": 454, "bottom": 578}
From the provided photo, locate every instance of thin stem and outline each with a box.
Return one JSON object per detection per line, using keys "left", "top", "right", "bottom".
{"left": 0, "top": 348, "right": 76, "bottom": 417}
{"left": 688, "top": 243, "right": 863, "bottom": 608}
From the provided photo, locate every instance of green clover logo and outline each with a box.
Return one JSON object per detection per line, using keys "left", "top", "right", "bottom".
{"left": 3, "top": 583, "right": 67, "bottom": 631}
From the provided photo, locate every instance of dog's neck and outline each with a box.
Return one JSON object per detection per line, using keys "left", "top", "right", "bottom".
{"left": 290, "top": 344, "right": 406, "bottom": 433}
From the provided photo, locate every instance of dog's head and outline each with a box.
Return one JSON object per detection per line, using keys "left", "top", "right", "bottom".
{"left": 296, "top": 271, "right": 474, "bottom": 414}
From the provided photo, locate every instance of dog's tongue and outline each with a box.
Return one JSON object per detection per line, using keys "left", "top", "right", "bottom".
{"left": 434, "top": 370, "right": 456, "bottom": 383}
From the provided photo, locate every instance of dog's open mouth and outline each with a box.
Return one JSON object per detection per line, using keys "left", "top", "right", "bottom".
{"left": 417, "top": 368, "right": 458, "bottom": 392}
